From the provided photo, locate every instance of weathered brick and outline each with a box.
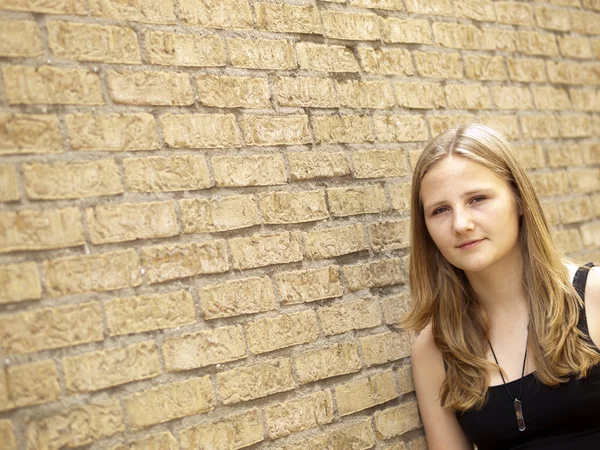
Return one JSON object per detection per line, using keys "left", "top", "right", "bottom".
{"left": 568, "top": 168, "right": 600, "bottom": 194}
{"left": 542, "top": 200, "right": 560, "bottom": 226}
{"left": 414, "top": 51, "right": 463, "bottom": 79}
{"left": 264, "top": 391, "right": 334, "bottom": 439}
{"left": 481, "top": 28, "right": 517, "bottom": 51}
{"left": 344, "top": 258, "right": 404, "bottom": 291}
{"left": 353, "top": 148, "right": 409, "bottom": 178}
{"left": 196, "top": 75, "right": 270, "bottom": 108}
{"left": 492, "top": 86, "right": 533, "bottom": 110}
{"left": 547, "top": 61, "right": 586, "bottom": 85}
{"left": 246, "top": 310, "right": 318, "bottom": 355}
{"left": 582, "top": 143, "right": 600, "bottom": 164}
{"left": 312, "top": 115, "right": 373, "bottom": 143}
{"left": 4, "top": 360, "right": 60, "bottom": 409}
{"left": 0, "top": 0, "right": 86, "bottom": 14}
{"left": 0, "top": 262, "right": 40, "bottom": 304}
{"left": 397, "top": 364, "right": 415, "bottom": 394}
{"left": 0, "top": 164, "right": 18, "bottom": 202}
{"left": 0, "top": 114, "right": 62, "bottom": 155}
{"left": 275, "top": 76, "right": 337, "bottom": 108}
{"left": 553, "top": 229, "right": 583, "bottom": 254}
{"left": 277, "top": 430, "right": 331, "bottom": 450}
{"left": 446, "top": 84, "right": 491, "bottom": 110}
{"left": 256, "top": 2, "right": 321, "bottom": 34}
{"left": 328, "top": 185, "right": 388, "bottom": 217}
{"left": 146, "top": 31, "right": 225, "bottom": 66}
{"left": 141, "top": 240, "right": 229, "bottom": 284}
{"left": 179, "top": 0, "right": 252, "bottom": 29}
{"left": 357, "top": 47, "right": 414, "bottom": 76}
{"left": 517, "top": 31, "right": 559, "bottom": 56}
{"left": 520, "top": 115, "right": 560, "bottom": 138}
{"left": 404, "top": 0, "right": 452, "bottom": 15}
{"left": 551, "top": 0, "right": 580, "bottom": 5}
{"left": 477, "top": 115, "right": 521, "bottom": 140}
{"left": 374, "top": 115, "right": 429, "bottom": 142}
{"left": 322, "top": 10, "right": 379, "bottom": 41}
{"left": 48, "top": 21, "right": 140, "bottom": 63}
{"left": 582, "top": 0, "right": 600, "bottom": 10}
{"left": 89, "top": 0, "right": 175, "bottom": 24}
{"left": 495, "top": 2, "right": 534, "bottom": 26}
{"left": 0, "top": 421, "right": 16, "bottom": 450}
{"left": 289, "top": 151, "right": 350, "bottom": 180}
{"left": 428, "top": 114, "right": 475, "bottom": 136}
{"left": 594, "top": 40, "right": 600, "bottom": 59}
{"left": 180, "top": 409, "right": 263, "bottom": 450}
{"left": 296, "top": 43, "right": 359, "bottom": 72}
{"left": 160, "top": 113, "right": 241, "bottom": 149}
{"left": 361, "top": 331, "right": 413, "bottom": 366}
{"left": 228, "top": 37, "right": 296, "bottom": 70}
{"left": 515, "top": 144, "right": 545, "bottom": 169}
{"left": 0, "top": 207, "right": 83, "bottom": 253}
{"left": 465, "top": 55, "right": 507, "bottom": 81}
{"left": 107, "top": 70, "right": 193, "bottom": 105}
{"left": 126, "top": 376, "right": 215, "bottom": 429}
{"left": 571, "top": 10, "right": 600, "bottom": 34}
{"left": 3, "top": 65, "right": 103, "bottom": 105}
{"left": 181, "top": 195, "right": 259, "bottom": 234}
{"left": 581, "top": 223, "right": 600, "bottom": 248}
{"left": 388, "top": 182, "right": 411, "bottom": 212}
{"left": 106, "top": 290, "right": 195, "bottom": 336}
{"left": 547, "top": 143, "right": 583, "bottom": 168}
{"left": 295, "top": 342, "right": 362, "bottom": 384}
{"left": 319, "top": 298, "right": 381, "bottom": 335}
{"left": 560, "top": 114, "right": 592, "bottom": 137}
{"left": 381, "top": 292, "right": 411, "bottom": 325}
{"left": 334, "top": 419, "right": 377, "bottom": 450}
{"left": 394, "top": 81, "right": 445, "bottom": 109}
{"left": 350, "top": 0, "right": 403, "bottom": 9}
{"left": 433, "top": 22, "right": 480, "bottom": 50}
{"left": 454, "top": 0, "right": 495, "bottom": 21}
{"left": 276, "top": 266, "right": 343, "bottom": 305}
{"left": 305, "top": 224, "right": 366, "bottom": 260}
{"left": 163, "top": 325, "right": 246, "bottom": 371}
{"left": 558, "top": 35, "right": 593, "bottom": 59}
{"left": 0, "top": 19, "right": 42, "bottom": 57}
{"left": 218, "top": 358, "right": 295, "bottom": 404}
{"left": 570, "top": 89, "right": 600, "bottom": 111}
{"left": 375, "top": 401, "right": 421, "bottom": 439}
{"left": 243, "top": 115, "right": 311, "bottom": 146}
{"left": 23, "top": 160, "right": 122, "bottom": 200}
{"left": 532, "top": 86, "right": 570, "bottom": 110}
{"left": 259, "top": 190, "right": 328, "bottom": 224}
{"left": 558, "top": 197, "right": 594, "bottom": 223}
{"left": 369, "top": 219, "right": 411, "bottom": 252}
{"left": 230, "top": 231, "right": 303, "bottom": 270}
{"left": 535, "top": 5, "right": 570, "bottom": 31}
{"left": 530, "top": 172, "right": 569, "bottom": 196}
{"left": 109, "top": 432, "right": 178, "bottom": 450}
{"left": 66, "top": 113, "right": 159, "bottom": 151}
{"left": 335, "top": 80, "right": 395, "bottom": 109}
{"left": 213, "top": 154, "right": 286, "bottom": 186}
{"left": 335, "top": 370, "right": 397, "bottom": 416}
{"left": 379, "top": 18, "right": 432, "bottom": 44}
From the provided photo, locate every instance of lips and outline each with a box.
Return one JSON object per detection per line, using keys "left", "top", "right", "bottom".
{"left": 457, "top": 239, "right": 484, "bottom": 249}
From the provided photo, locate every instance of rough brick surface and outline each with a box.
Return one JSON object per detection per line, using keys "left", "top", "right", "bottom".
{"left": 0, "top": 421, "right": 16, "bottom": 450}
{"left": 312, "top": 115, "right": 373, "bottom": 143}
{"left": 360, "top": 331, "right": 413, "bottom": 366}
{"left": 109, "top": 432, "right": 179, "bottom": 450}
{"left": 0, "top": 165, "right": 18, "bottom": 202}
{"left": 181, "top": 195, "right": 259, "bottom": 233}
{"left": 259, "top": 190, "right": 328, "bottom": 224}
{"left": 228, "top": 37, "right": 296, "bottom": 70}
{"left": 107, "top": 70, "right": 193, "bottom": 105}
{"left": 328, "top": 185, "right": 388, "bottom": 217}
{"left": 197, "top": 75, "right": 270, "bottom": 109}
{"left": 380, "top": 18, "right": 432, "bottom": 44}
{"left": 243, "top": 115, "right": 311, "bottom": 146}
{"left": 369, "top": 219, "right": 411, "bottom": 252}
{"left": 336, "top": 80, "right": 395, "bottom": 109}
{"left": 276, "top": 266, "right": 343, "bottom": 305}
{"left": 288, "top": 151, "right": 350, "bottom": 180}
{"left": 256, "top": 2, "right": 321, "bottom": 34}
{"left": 199, "top": 276, "right": 276, "bottom": 319}
{"left": 358, "top": 48, "right": 414, "bottom": 75}
{"left": 179, "top": 0, "right": 252, "bottom": 29}
{"left": 375, "top": 401, "right": 421, "bottom": 439}
{"left": 343, "top": 258, "right": 404, "bottom": 291}
{"left": 319, "top": 298, "right": 382, "bottom": 335}
{"left": 124, "top": 155, "right": 212, "bottom": 192}
{"left": 304, "top": 224, "right": 366, "bottom": 260}
{"left": 146, "top": 32, "right": 226, "bottom": 66}
{"left": 4, "top": 360, "right": 60, "bottom": 409}
{"left": 335, "top": 370, "right": 398, "bottom": 416}
{"left": 230, "top": 231, "right": 303, "bottom": 269}
{"left": 213, "top": 154, "right": 286, "bottom": 186}
{"left": 414, "top": 51, "right": 463, "bottom": 79}
{"left": 0, "top": 262, "right": 40, "bottom": 304}
{"left": 0, "top": 19, "right": 42, "bottom": 57}
{"left": 294, "top": 342, "right": 362, "bottom": 384}
{"left": 0, "top": 114, "right": 62, "bottom": 155}
{"left": 160, "top": 113, "right": 241, "bottom": 149}
{"left": 322, "top": 11, "right": 380, "bottom": 41}
{"left": 89, "top": 0, "right": 175, "bottom": 24}
{"left": 246, "top": 310, "right": 318, "bottom": 354}
{"left": 264, "top": 391, "right": 334, "bottom": 438}
{"left": 297, "top": 43, "right": 359, "bottom": 72}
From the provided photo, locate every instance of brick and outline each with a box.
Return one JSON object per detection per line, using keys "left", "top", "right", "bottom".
{"left": 476, "top": 115, "right": 521, "bottom": 140}
{"left": 433, "top": 22, "right": 480, "bottom": 50}
{"left": 571, "top": 89, "right": 600, "bottom": 111}
{"left": 26, "top": 400, "right": 124, "bottom": 450}
{"left": 90, "top": 0, "right": 175, "bottom": 24}
{"left": 243, "top": 115, "right": 311, "bottom": 146}
{"left": 0, "top": 0, "right": 86, "bottom": 14}
{"left": 374, "top": 115, "right": 429, "bottom": 142}
{"left": 464, "top": 55, "right": 507, "bottom": 81}
{"left": 559, "top": 114, "right": 592, "bottom": 137}
{"left": 583, "top": 0, "right": 600, "bottom": 10}
{"left": 515, "top": 144, "right": 545, "bottom": 169}
{"left": 369, "top": 219, "right": 411, "bottom": 252}
{"left": 397, "top": 365, "right": 415, "bottom": 394}
{"left": 66, "top": 113, "right": 159, "bottom": 151}
{"left": 582, "top": 143, "right": 600, "bottom": 164}
{"left": 328, "top": 185, "right": 388, "bottom": 217}
{"left": 535, "top": 5, "right": 570, "bottom": 31}
{"left": 228, "top": 37, "right": 296, "bottom": 70}
{"left": 126, "top": 376, "right": 215, "bottom": 429}
{"left": 353, "top": 148, "right": 409, "bottom": 178}
{"left": 63, "top": 341, "right": 160, "bottom": 393}
{"left": 481, "top": 28, "right": 517, "bottom": 52}
{"left": 547, "top": 143, "right": 583, "bottom": 168}
{"left": 394, "top": 81, "right": 445, "bottom": 109}
{"left": 0, "top": 19, "right": 42, "bottom": 57}
{"left": 4, "top": 360, "right": 60, "bottom": 410}
{"left": 146, "top": 31, "right": 225, "bottom": 66}
{"left": 0, "top": 114, "right": 62, "bottom": 155}
{"left": 109, "top": 432, "right": 178, "bottom": 450}
{"left": 333, "top": 420, "right": 376, "bottom": 450}
{"left": 581, "top": 223, "right": 600, "bottom": 248}
{"left": 322, "top": 10, "right": 379, "bottom": 41}
{"left": 547, "top": 61, "right": 586, "bottom": 85}
{"left": 199, "top": 276, "right": 276, "bottom": 320}
{"left": 289, "top": 151, "right": 350, "bottom": 180}
{"left": 446, "top": 84, "right": 491, "bottom": 109}
{"left": 296, "top": 43, "right": 359, "bottom": 72}
{"left": 179, "top": 0, "right": 252, "bottom": 29}
{"left": 256, "top": 2, "right": 321, "bottom": 34}
{"left": 361, "top": 331, "right": 413, "bottom": 366}
{"left": 23, "top": 159, "right": 122, "bottom": 199}
{"left": 517, "top": 31, "right": 559, "bottom": 56}
{"left": 196, "top": 75, "right": 269, "bottom": 108}
{"left": 520, "top": 115, "right": 560, "bottom": 138}
{"left": 375, "top": 401, "right": 421, "bottom": 439}
{"left": 107, "top": 70, "right": 192, "bottom": 105}
{"left": 276, "top": 266, "right": 343, "bottom": 305}
{"left": 218, "top": 358, "right": 295, "bottom": 404}
{"left": 163, "top": 325, "right": 246, "bottom": 371}
{"left": 319, "top": 298, "right": 381, "bottom": 335}
{"left": 106, "top": 290, "right": 195, "bottom": 336}
{"left": 382, "top": 292, "right": 411, "bottom": 325}
{"left": 335, "top": 370, "right": 397, "bottom": 416}
{"left": 530, "top": 172, "right": 569, "bottom": 196}
{"left": 44, "top": 249, "right": 141, "bottom": 297}
{"left": 335, "top": 80, "right": 395, "bottom": 109}
{"left": 264, "top": 391, "right": 334, "bottom": 439}
{"left": 275, "top": 76, "right": 337, "bottom": 108}
{"left": 553, "top": 229, "right": 583, "bottom": 254}
{"left": 180, "top": 409, "right": 263, "bottom": 450}
{"left": 246, "top": 310, "right": 318, "bottom": 354}
{"left": 568, "top": 168, "right": 600, "bottom": 194}
{"left": 594, "top": 40, "right": 600, "bottom": 59}
{"left": 0, "top": 421, "right": 16, "bottom": 450}
{"left": 295, "top": 342, "right": 362, "bottom": 384}
{"left": 495, "top": 2, "right": 534, "bottom": 26}
{"left": 160, "top": 113, "right": 241, "bottom": 149}
{"left": 542, "top": 200, "right": 560, "bottom": 226}
{"left": 124, "top": 155, "right": 211, "bottom": 193}
{"left": 404, "top": 0, "right": 452, "bottom": 16}
{"left": 379, "top": 18, "right": 432, "bottom": 44}
{"left": 305, "top": 224, "right": 366, "bottom": 260}
{"left": 428, "top": 114, "right": 475, "bottom": 136}
{"left": 141, "top": 240, "right": 229, "bottom": 284}
{"left": 571, "top": 10, "right": 600, "bottom": 34}
{"left": 593, "top": 194, "right": 600, "bottom": 220}
{"left": 344, "top": 258, "right": 404, "bottom": 291}
{"left": 48, "top": 21, "right": 140, "bottom": 63}
{"left": 213, "top": 154, "right": 286, "bottom": 186}
{"left": 181, "top": 195, "right": 259, "bottom": 234}
{"left": 358, "top": 47, "right": 414, "bottom": 76}
{"left": 388, "top": 182, "right": 411, "bottom": 212}
{"left": 230, "top": 231, "right": 303, "bottom": 270}
{"left": 532, "top": 86, "right": 570, "bottom": 110}
{"left": 312, "top": 115, "right": 373, "bottom": 143}
{"left": 414, "top": 51, "right": 463, "bottom": 79}
{"left": 0, "top": 164, "right": 18, "bottom": 202}
{"left": 551, "top": 0, "right": 580, "bottom": 5}
{"left": 3, "top": 65, "right": 103, "bottom": 105}
{"left": 350, "top": 0, "right": 403, "bottom": 9}
{"left": 0, "top": 207, "right": 83, "bottom": 254}
{"left": 491, "top": 86, "right": 533, "bottom": 110}
{"left": 558, "top": 197, "right": 593, "bottom": 223}
{"left": 454, "top": 0, "right": 495, "bottom": 21}
{"left": 0, "top": 262, "right": 40, "bottom": 304}
{"left": 259, "top": 190, "right": 328, "bottom": 224}
{"left": 558, "top": 35, "right": 593, "bottom": 59}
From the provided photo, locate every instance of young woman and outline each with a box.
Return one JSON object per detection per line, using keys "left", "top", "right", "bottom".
{"left": 403, "top": 124, "right": 600, "bottom": 449}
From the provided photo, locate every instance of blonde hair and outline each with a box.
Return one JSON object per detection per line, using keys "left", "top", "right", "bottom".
{"left": 403, "top": 123, "right": 600, "bottom": 411}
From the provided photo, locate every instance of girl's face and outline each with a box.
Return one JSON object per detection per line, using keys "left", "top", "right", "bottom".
{"left": 420, "top": 155, "right": 522, "bottom": 275}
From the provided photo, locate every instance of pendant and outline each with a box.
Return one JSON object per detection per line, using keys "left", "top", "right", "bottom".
{"left": 514, "top": 399, "right": 526, "bottom": 431}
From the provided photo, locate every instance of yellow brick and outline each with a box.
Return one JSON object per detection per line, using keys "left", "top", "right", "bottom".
{"left": 582, "top": 0, "right": 600, "bottom": 10}
{"left": 180, "top": 409, "right": 263, "bottom": 450}
{"left": 547, "top": 143, "right": 583, "bottom": 168}
{"left": 243, "top": 115, "right": 311, "bottom": 146}
{"left": 264, "top": 391, "right": 334, "bottom": 439}
{"left": 593, "top": 40, "right": 600, "bottom": 58}
{"left": 570, "top": 89, "right": 600, "bottom": 111}
{"left": 163, "top": 325, "right": 246, "bottom": 371}
{"left": 360, "top": 331, "right": 413, "bottom": 366}
{"left": 107, "top": 70, "right": 192, "bottom": 105}
{"left": 23, "top": 160, "right": 122, "bottom": 199}
{"left": 446, "top": 84, "right": 491, "bottom": 109}
{"left": 350, "top": 0, "right": 403, "bottom": 9}
{"left": 275, "top": 76, "right": 338, "bottom": 108}
{"left": 146, "top": 31, "right": 225, "bottom": 66}
{"left": 433, "top": 22, "right": 480, "bottom": 50}
{"left": 495, "top": 2, "right": 534, "bottom": 26}
{"left": 109, "top": 432, "right": 178, "bottom": 450}
{"left": 428, "top": 114, "right": 475, "bottom": 136}
{"left": 558, "top": 197, "right": 594, "bottom": 223}
{"left": 542, "top": 200, "right": 560, "bottom": 226}
{"left": 530, "top": 172, "right": 569, "bottom": 196}
{"left": 404, "top": 0, "right": 452, "bottom": 15}
{"left": 481, "top": 28, "right": 517, "bottom": 52}
{"left": 312, "top": 115, "right": 374, "bottom": 143}
{"left": 379, "top": 18, "right": 432, "bottom": 44}
{"left": 476, "top": 115, "right": 521, "bottom": 140}
{"left": 181, "top": 195, "right": 259, "bottom": 233}
{"left": 553, "top": 229, "right": 583, "bottom": 254}
{"left": 322, "top": 10, "right": 380, "bottom": 41}
{"left": 106, "top": 290, "right": 196, "bottom": 336}
{"left": 333, "top": 419, "right": 376, "bottom": 450}
{"left": 559, "top": 114, "right": 592, "bottom": 137}
{"left": 547, "top": 61, "right": 586, "bottom": 85}
{"left": 492, "top": 86, "right": 533, "bottom": 110}
{"left": 582, "top": 143, "right": 600, "bottom": 164}
{"left": 141, "top": 240, "right": 229, "bottom": 284}
{"left": 394, "top": 81, "right": 445, "bottom": 109}
{"left": 212, "top": 154, "right": 286, "bottom": 186}
{"left": 276, "top": 265, "right": 343, "bottom": 305}
{"left": 581, "top": 223, "right": 600, "bottom": 248}
{"left": 454, "top": 0, "right": 496, "bottom": 21}
{"left": 256, "top": 2, "right": 321, "bottom": 33}
{"left": 246, "top": 310, "right": 318, "bottom": 354}
{"left": 196, "top": 75, "right": 270, "bottom": 108}
{"left": 4, "top": 360, "right": 60, "bottom": 410}
{"left": 319, "top": 298, "right": 382, "bottom": 335}
{"left": 515, "top": 144, "right": 545, "bottom": 169}
{"left": 0, "top": 0, "right": 86, "bottom": 14}
{"left": 0, "top": 421, "right": 16, "bottom": 450}
{"left": 230, "top": 231, "right": 303, "bottom": 270}
{"left": 296, "top": 42, "right": 359, "bottom": 72}
{"left": 357, "top": 47, "right": 414, "bottom": 76}
{"left": 335, "top": 80, "right": 395, "bottom": 109}
{"left": 0, "top": 301, "right": 102, "bottom": 354}
{"left": 335, "top": 370, "right": 398, "bottom": 416}
{"left": 179, "top": 0, "right": 252, "bottom": 29}
{"left": 66, "top": 113, "right": 159, "bottom": 151}
{"left": 388, "top": 182, "right": 411, "bottom": 212}
{"left": 289, "top": 151, "right": 350, "bottom": 180}
{"left": 593, "top": 194, "right": 600, "bottom": 218}
{"left": 48, "top": 21, "right": 140, "bottom": 63}
{"left": 305, "top": 224, "right": 366, "bottom": 260}
{"left": 414, "top": 51, "right": 463, "bottom": 79}
{"left": 568, "top": 168, "right": 600, "bottom": 194}
{"left": 125, "top": 376, "right": 215, "bottom": 429}
{"left": 0, "top": 114, "right": 62, "bottom": 155}
{"left": 381, "top": 292, "right": 411, "bottom": 325}
{"left": 551, "top": 0, "right": 580, "bottom": 5}
{"left": 228, "top": 37, "right": 296, "bottom": 70}
{"left": 374, "top": 115, "right": 429, "bottom": 142}
{"left": 327, "top": 185, "right": 388, "bottom": 217}
{"left": 259, "top": 190, "right": 328, "bottom": 224}
{"left": 3, "top": 65, "right": 103, "bottom": 105}
{"left": 397, "top": 365, "right": 415, "bottom": 394}
{"left": 535, "top": 5, "right": 570, "bottom": 31}
{"left": 90, "top": 0, "right": 175, "bottom": 24}
{"left": 558, "top": 35, "right": 593, "bottom": 59}
{"left": 0, "top": 19, "right": 42, "bottom": 57}
{"left": 517, "top": 31, "right": 559, "bottom": 56}
{"left": 160, "top": 113, "right": 241, "bottom": 149}
{"left": 277, "top": 431, "right": 331, "bottom": 450}
{"left": 520, "top": 115, "right": 560, "bottom": 138}
{"left": 344, "top": 258, "right": 404, "bottom": 291}
{"left": 532, "top": 86, "right": 570, "bottom": 110}
{"left": 353, "top": 148, "right": 409, "bottom": 178}
{"left": 570, "top": 10, "right": 600, "bottom": 34}
{"left": 0, "top": 164, "right": 18, "bottom": 202}
{"left": 369, "top": 219, "right": 411, "bottom": 252}
{"left": 294, "top": 342, "right": 362, "bottom": 384}
{"left": 0, "top": 262, "right": 40, "bottom": 304}
{"left": 464, "top": 55, "right": 507, "bottom": 81}
{"left": 375, "top": 401, "right": 421, "bottom": 439}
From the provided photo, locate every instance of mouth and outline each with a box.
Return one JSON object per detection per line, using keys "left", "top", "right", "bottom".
{"left": 457, "top": 239, "right": 484, "bottom": 249}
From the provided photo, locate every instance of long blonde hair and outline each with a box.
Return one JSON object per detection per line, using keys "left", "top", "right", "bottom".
{"left": 403, "top": 124, "right": 600, "bottom": 411}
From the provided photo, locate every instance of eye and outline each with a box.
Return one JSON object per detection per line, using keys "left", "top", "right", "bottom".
{"left": 470, "top": 196, "right": 486, "bottom": 204}
{"left": 432, "top": 206, "right": 449, "bottom": 215}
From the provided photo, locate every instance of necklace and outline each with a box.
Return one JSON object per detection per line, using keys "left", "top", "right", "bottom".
{"left": 487, "top": 326, "right": 529, "bottom": 432}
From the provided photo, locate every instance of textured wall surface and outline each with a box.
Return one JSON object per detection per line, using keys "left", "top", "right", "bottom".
{"left": 0, "top": 0, "right": 599, "bottom": 449}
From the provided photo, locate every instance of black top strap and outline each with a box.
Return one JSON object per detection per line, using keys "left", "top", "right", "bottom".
{"left": 573, "top": 262, "right": 594, "bottom": 301}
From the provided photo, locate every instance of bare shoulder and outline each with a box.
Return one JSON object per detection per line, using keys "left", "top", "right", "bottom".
{"left": 412, "top": 324, "right": 443, "bottom": 370}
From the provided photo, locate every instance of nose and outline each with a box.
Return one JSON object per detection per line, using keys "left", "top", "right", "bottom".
{"left": 452, "top": 207, "right": 474, "bottom": 234}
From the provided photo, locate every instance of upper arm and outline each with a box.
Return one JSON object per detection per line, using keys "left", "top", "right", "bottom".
{"left": 411, "top": 325, "right": 473, "bottom": 450}
{"left": 583, "top": 266, "right": 600, "bottom": 347}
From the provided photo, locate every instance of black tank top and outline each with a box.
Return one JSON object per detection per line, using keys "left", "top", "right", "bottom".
{"left": 456, "top": 263, "right": 600, "bottom": 450}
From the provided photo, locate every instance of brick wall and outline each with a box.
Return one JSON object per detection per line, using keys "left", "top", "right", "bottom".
{"left": 0, "top": 1, "right": 598, "bottom": 449}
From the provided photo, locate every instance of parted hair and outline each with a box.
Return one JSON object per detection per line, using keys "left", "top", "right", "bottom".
{"left": 402, "top": 123, "right": 600, "bottom": 411}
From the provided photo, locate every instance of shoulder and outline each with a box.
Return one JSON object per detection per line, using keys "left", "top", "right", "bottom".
{"left": 412, "top": 323, "right": 443, "bottom": 368}
{"left": 581, "top": 265, "right": 600, "bottom": 346}
{"left": 411, "top": 324, "right": 446, "bottom": 396}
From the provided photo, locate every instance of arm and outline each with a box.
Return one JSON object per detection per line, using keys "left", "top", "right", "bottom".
{"left": 583, "top": 266, "right": 600, "bottom": 347}
{"left": 411, "top": 324, "right": 473, "bottom": 450}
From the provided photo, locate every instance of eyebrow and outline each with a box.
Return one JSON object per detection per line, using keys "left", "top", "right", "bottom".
{"left": 422, "top": 188, "right": 493, "bottom": 211}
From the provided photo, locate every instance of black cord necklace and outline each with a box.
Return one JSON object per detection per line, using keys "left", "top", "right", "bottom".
{"left": 487, "top": 325, "right": 529, "bottom": 432}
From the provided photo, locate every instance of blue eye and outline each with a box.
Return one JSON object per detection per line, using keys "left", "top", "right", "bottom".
{"left": 470, "top": 196, "right": 485, "bottom": 204}
{"left": 432, "top": 206, "right": 449, "bottom": 215}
